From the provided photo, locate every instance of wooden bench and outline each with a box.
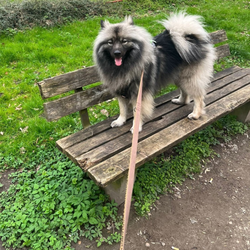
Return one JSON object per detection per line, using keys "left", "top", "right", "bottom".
{"left": 38, "top": 30, "right": 250, "bottom": 205}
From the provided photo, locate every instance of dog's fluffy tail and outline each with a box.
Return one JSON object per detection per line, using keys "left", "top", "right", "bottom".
{"left": 159, "top": 11, "right": 212, "bottom": 64}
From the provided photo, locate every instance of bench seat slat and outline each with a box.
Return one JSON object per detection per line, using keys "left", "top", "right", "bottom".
{"left": 58, "top": 68, "right": 250, "bottom": 163}
{"left": 213, "top": 65, "right": 241, "bottom": 80}
{"left": 57, "top": 118, "right": 114, "bottom": 151}
{"left": 88, "top": 83, "right": 250, "bottom": 186}
{"left": 209, "top": 68, "right": 250, "bottom": 91}
{"left": 74, "top": 72, "right": 250, "bottom": 170}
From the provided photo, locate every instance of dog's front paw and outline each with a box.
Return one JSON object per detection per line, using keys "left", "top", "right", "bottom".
{"left": 130, "top": 124, "right": 142, "bottom": 134}
{"left": 188, "top": 109, "right": 205, "bottom": 120}
{"left": 111, "top": 116, "right": 126, "bottom": 128}
{"left": 187, "top": 112, "right": 200, "bottom": 120}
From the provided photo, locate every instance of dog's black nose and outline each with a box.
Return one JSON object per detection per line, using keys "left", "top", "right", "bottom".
{"left": 114, "top": 50, "right": 121, "bottom": 56}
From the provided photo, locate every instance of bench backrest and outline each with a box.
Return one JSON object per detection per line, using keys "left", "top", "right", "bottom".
{"left": 38, "top": 29, "right": 230, "bottom": 128}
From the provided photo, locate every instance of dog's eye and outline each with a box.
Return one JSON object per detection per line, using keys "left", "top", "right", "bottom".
{"left": 122, "top": 39, "right": 128, "bottom": 44}
{"left": 108, "top": 40, "right": 113, "bottom": 45}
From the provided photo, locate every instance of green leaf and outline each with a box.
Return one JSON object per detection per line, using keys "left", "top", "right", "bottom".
{"left": 73, "top": 211, "right": 82, "bottom": 219}
{"left": 72, "top": 178, "right": 77, "bottom": 185}
{"left": 89, "top": 217, "right": 98, "bottom": 225}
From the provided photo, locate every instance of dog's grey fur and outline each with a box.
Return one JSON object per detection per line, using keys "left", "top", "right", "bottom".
{"left": 93, "top": 12, "right": 216, "bottom": 133}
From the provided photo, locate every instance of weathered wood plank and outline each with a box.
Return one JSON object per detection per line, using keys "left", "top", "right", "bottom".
{"left": 74, "top": 88, "right": 91, "bottom": 128}
{"left": 79, "top": 109, "right": 91, "bottom": 128}
{"left": 215, "top": 44, "right": 230, "bottom": 59}
{"left": 74, "top": 75, "right": 250, "bottom": 170}
{"left": 88, "top": 84, "right": 250, "bottom": 186}
{"left": 213, "top": 65, "right": 241, "bottom": 81}
{"left": 43, "top": 85, "right": 113, "bottom": 121}
{"left": 209, "top": 68, "right": 250, "bottom": 92}
{"left": 56, "top": 116, "right": 117, "bottom": 151}
{"left": 38, "top": 66, "right": 100, "bottom": 99}
{"left": 232, "top": 102, "right": 250, "bottom": 123}
{"left": 60, "top": 69, "right": 250, "bottom": 161}
{"left": 210, "top": 30, "right": 228, "bottom": 44}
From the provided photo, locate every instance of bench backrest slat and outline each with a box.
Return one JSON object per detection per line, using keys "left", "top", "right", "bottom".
{"left": 38, "top": 66, "right": 99, "bottom": 99}
{"left": 210, "top": 29, "right": 228, "bottom": 44}
{"left": 216, "top": 44, "right": 230, "bottom": 59}
{"left": 43, "top": 85, "right": 113, "bottom": 121}
{"left": 38, "top": 30, "right": 230, "bottom": 124}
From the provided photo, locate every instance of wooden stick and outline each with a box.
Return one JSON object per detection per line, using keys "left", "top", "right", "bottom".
{"left": 120, "top": 70, "right": 144, "bottom": 250}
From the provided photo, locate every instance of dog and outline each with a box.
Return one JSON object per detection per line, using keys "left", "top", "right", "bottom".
{"left": 93, "top": 12, "right": 216, "bottom": 133}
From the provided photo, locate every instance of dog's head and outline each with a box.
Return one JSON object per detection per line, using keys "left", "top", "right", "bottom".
{"left": 95, "top": 16, "right": 135, "bottom": 67}
{"left": 103, "top": 36, "right": 129, "bottom": 67}
{"left": 94, "top": 16, "right": 155, "bottom": 70}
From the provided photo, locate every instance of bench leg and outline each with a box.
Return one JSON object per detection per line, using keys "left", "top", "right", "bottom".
{"left": 232, "top": 102, "right": 250, "bottom": 123}
{"left": 74, "top": 88, "right": 91, "bottom": 128}
{"left": 103, "top": 172, "right": 136, "bottom": 206}
{"left": 79, "top": 109, "right": 90, "bottom": 128}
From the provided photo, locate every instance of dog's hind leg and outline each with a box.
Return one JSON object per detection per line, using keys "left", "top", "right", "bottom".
{"left": 172, "top": 89, "right": 190, "bottom": 105}
{"left": 188, "top": 96, "right": 205, "bottom": 120}
{"left": 111, "top": 97, "right": 128, "bottom": 128}
{"left": 172, "top": 87, "right": 205, "bottom": 119}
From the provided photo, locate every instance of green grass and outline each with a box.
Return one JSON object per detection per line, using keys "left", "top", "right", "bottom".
{"left": 0, "top": 21, "right": 99, "bottom": 155}
{"left": 0, "top": 0, "right": 250, "bottom": 249}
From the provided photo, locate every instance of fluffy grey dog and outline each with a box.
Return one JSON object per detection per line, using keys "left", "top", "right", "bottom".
{"left": 93, "top": 12, "right": 216, "bottom": 133}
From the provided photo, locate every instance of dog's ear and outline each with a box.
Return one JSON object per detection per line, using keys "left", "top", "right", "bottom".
{"left": 124, "top": 16, "right": 134, "bottom": 25}
{"left": 100, "top": 20, "right": 110, "bottom": 29}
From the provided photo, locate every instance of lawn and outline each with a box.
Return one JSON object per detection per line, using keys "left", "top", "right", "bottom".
{"left": 0, "top": 0, "right": 249, "bottom": 249}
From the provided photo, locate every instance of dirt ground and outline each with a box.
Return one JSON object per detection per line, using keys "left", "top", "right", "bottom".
{"left": 74, "top": 130, "right": 250, "bottom": 250}
{"left": 1, "top": 131, "right": 250, "bottom": 250}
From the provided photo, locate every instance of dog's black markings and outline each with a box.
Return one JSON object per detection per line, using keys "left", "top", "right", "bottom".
{"left": 184, "top": 34, "right": 210, "bottom": 62}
